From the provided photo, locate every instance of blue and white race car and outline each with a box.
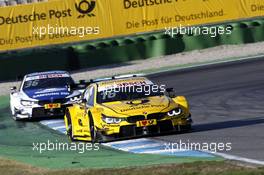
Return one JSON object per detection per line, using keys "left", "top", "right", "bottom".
{"left": 10, "top": 71, "right": 82, "bottom": 120}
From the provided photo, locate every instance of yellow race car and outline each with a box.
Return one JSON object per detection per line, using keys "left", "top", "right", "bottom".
{"left": 64, "top": 75, "right": 192, "bottom": 142}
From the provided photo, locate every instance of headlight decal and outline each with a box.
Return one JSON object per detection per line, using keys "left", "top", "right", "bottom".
{"left": 102, "top": 115, "right": 124, "bottom": 124}
{"left": 20, "top": 100, "right": 37, "bottom": 106}
{"left": 167, "top": 108, "right": 182, "bottom": 117}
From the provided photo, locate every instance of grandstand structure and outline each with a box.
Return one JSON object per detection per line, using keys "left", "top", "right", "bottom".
{"left": 0, "top": 0, "right": 48, "bottom": 7}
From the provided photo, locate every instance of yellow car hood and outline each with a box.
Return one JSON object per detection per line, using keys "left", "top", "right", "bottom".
{"left": 100, "top": 96, "right": 177, "bottom": 116}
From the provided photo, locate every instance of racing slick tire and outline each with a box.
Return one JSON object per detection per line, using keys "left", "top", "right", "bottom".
{"left": 88, "top": 113, "right": 112, "bottom": 143}
{"left": 10, "top": 106, "right": 20, "bottom": 121}
{"left": 65, "top": 110, "right": 75, "bottom": 141}
{"left": 12, "top": 115, "right": 19, "bottom": 121}
{"left": 88, "top": 113, "right": 97, "bottom": 143}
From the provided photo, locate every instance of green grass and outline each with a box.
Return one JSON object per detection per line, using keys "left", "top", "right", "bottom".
{"left": 0, "top": 158, "right": 263, "bottom": 175}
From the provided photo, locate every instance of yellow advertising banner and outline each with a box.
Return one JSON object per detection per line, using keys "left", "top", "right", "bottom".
{"left": 0, "top": 0, "right": 113, "bottom": 51}
{"left": 238, "top": 0, "right": 264, "bottom": 18}
{"left": 0, "top": 0, "right": 264, "bottom": 51}
{"left": 109, "top": 0, "right": 240, "bottom": 35}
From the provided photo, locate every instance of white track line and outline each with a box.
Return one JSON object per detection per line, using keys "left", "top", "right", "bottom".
{"left": 121, "top": 143, "right": 162, "bottom": 151}
{"left": 40, "top": 120, "right": 64, "bottom": 125}
{"left": 138, "top": 149, "right": 187, "bottom": 154}
{"left": 52, "top": 126, "right": 66, "bottom": 130}
{"left": 210, "top": 152, "right": 264, "bottom": 166}
{"left": 103, "top": 138, "right": 151, "bottom": 146}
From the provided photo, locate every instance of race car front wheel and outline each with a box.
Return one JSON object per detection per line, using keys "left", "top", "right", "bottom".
{"left": 65, "top": 111, "right": 75, "bottom": 141}
{"left": 88, "top": 113, "right": 97, "bottom": 143}
{"left": 88, "top": 113, "right": 110, "bottom": 143}
{"left": 12, "top": 115, "right": 18, "bottom": 121}
{"left": 10, "top": 106, "right": 19, "bottom": 121}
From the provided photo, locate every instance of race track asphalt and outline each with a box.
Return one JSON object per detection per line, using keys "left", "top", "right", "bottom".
{"left": 148, "top": 57, "right": 264, "bottom": 161}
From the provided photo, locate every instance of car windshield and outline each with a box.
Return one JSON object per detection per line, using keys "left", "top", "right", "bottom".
{"left": 22, "top": 77, "right": 74, "bottom": 90}
{"left": 97, "top": 85, "right": 164, "bottom": 103}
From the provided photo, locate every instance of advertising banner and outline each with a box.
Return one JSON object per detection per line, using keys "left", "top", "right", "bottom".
{"left": 0, "top": 0, "right": 113, "bottom": 51}
{"left": 0, "top": 0, "right": 263, "bottom": 51}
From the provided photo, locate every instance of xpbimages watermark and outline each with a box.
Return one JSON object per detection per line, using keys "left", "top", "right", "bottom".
{"left": 164, "top": 140, "right": 232, "bottom": 153}
{"left": 32, "top": 140, "right": 100, "bottom": 154}
{"left": 102, "top": 83, "right": 166, "bottom": 96}
{"left": 32, "top": 24, "right": 100, "bottom": 38}
{"left": 165, "top": 24, "right": 232, "bottom": 38}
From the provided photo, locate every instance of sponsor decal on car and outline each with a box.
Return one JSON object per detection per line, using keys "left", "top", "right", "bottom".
{"left": 136, "top": 119, "right": 157, "bottom": 127}
{"left": 33, "top": 92, "right": 70, "bottom": 98}
{"left": 25, "top": 73, "right": 70, "bottom": 81}
{"left": 44, "top": 103, "right": 61, "bottom": 109}
{"left": 120, "top": 104, "right": 166, "bottom": 112}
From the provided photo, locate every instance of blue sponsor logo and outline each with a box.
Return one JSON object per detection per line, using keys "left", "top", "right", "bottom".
{"left": 24, "top": 87, "right": 70, "bottom": 101}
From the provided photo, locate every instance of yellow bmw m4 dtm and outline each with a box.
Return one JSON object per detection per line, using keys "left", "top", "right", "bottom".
{"left": 64, "top": 75, "right": 192, "bottom": 142}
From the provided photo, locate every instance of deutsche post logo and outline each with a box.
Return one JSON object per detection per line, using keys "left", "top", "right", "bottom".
{"left": 75, "top": 0, "right": 96, "bottom": 18}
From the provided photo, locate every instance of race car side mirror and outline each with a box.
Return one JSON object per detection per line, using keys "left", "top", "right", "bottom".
{"left": 166, "top": 88, "right": 176, "bottom": 98}
{"left": 10, "top": 86, "right": 17, "bottom": 94}
{"left": 10, "top": 86, "right": 17, "bottom": 91}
